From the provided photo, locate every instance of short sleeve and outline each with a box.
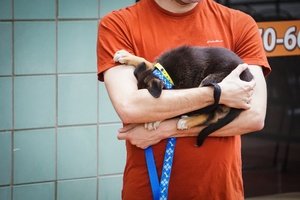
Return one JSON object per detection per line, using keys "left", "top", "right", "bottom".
{"left": 97, "top": 12, "right": 133, "bottom": 81}
{"left": 233, "top": 12, "right": 271, "bottom": 76}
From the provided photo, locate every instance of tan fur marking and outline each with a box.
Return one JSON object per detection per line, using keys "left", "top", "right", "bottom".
{"left": 178, "top": 114, "right": 209, "bottom": 129}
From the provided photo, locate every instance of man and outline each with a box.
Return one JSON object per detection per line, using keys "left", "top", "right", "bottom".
{"left": 97, "top": 0, "right": 270, "bottom": 199}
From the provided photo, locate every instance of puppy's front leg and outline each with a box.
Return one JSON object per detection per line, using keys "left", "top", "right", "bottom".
{"left": 114, "top": 50, "right": 152, "bottom": 69}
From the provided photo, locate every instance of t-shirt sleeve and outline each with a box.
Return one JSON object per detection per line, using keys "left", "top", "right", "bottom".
{"left": 233, "top": 12, "right": 271, "bottom": 76}
{"left": 97, "top": 12, "right": 133, "bottom": 81}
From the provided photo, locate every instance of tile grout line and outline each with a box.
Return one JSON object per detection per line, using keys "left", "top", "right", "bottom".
{"left": 0, "top": 18, "right": 99, "bottom": 22}
{"left": 6, "top": 174, "right": 123, "bottom": 187}
{"left": 55, "top": 0, "right": 59, "bottom": 199}
{"left": 0, "top": 71, "right": 97, "bottom": 78}
{"left": 96, "top": 1, "right": 100, "bottom": 199}
{"left": 1, "top": 0, "right": 124, "bottom": 198}
{"left": 11, "top": 0, "right": 15, "bottom": 199}
{"left": 0, "top": 122, "right": 122, "bottom": 133}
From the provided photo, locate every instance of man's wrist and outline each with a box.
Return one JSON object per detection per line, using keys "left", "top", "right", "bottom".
{"left": 198, "top": 86, "right": 214, "bottom": 106}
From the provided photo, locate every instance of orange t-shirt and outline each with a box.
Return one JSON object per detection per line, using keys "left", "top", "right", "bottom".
{"left": 97, "top": 0, "right": 270, "bottom": 199}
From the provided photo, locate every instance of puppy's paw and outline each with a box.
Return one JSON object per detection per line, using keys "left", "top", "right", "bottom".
{"left": 144, "top": 121, "right": 161, "bottom": 131}
{"left": 113, "top": 50, "right": 132, "bottom": 64}
{"left": 177, "top": 115, "right": 189, "bottom": 130}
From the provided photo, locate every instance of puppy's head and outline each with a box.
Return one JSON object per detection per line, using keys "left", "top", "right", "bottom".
{"left": 134, "top": 62, "right": 163, "bottom": 98}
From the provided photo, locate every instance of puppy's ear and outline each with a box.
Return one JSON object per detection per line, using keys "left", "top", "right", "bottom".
{"left": 134, "top": 62, "right": 147, "bottom": 79}
{"left": 134, "top": 62, "right": 153, "bottom": 89}
{"left": 134, "top": 62, "right": 163, "bottom": 97}
{"left": 147, "top": 78, "right": 163, "bottom": 98}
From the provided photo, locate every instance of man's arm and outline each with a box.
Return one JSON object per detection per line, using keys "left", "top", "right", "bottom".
{"left": 104, "top": 63, "right": 254, "bottom": 124}
{"left": 209, "top": 65, "right": 267, "bottom": 136}
{"left": 117, "top": 65, "right": 267, "bottom": 149}
{"left": 104, "top": 64, "right": 214, "bottom": 124}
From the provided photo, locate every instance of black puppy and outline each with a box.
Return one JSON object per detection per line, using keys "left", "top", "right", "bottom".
{"left": 114, "top": 46, "right": 253, "bottom": 146}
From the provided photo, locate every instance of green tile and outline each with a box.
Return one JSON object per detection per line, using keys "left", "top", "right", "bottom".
{"left": 14, "top": 22, "right": 56, "bottom": 74}
{"left": 58, "top": 74, "right": 97, "bottom": 125}
{"left": 0, "top": 132, "right": 11, "bottom": 186}
{"left": 0, "top": 77, "right": 12, "bottom": 130}
{"left": 13, "top": 182, "right": 55, "bottom": 200}
{"left": 99, "top": 124, "right": 125, "bottom": 175}
{"left": 59, "top": 0, "right": 98, "bottom": 18}
{"left": 13, "top": 129, "right": 55, "bottom": 184}
{"left": 0, "top": 186, "right": 11, "bottom": 200}
{"left": 14, "top": 75, "right": 55, "bottom": 129}
{"left": 57, "top": 126, "right": 97, "bottom": 179}
{"left": 99, "top": 83, "right": 120, "bottom": 123}
{"left": 100, "top": 0, "right": 135, "bottom": 17}
{"left": 14, "top": 0, "right": 55, "bottom": 19}
{"left": 98, "top": 176, "right": 123, "bottom": 200}
{"left": 57, "top": 178, "right": 97, "bottom": 200}
{"left": 58, "top": 21, "right": 97, "bottom": 73}
{"left": 0, "top": 22, "right": 12, "bottom": 75}
{"left": 0, "top": 0, "right": 12, "bottom": 19}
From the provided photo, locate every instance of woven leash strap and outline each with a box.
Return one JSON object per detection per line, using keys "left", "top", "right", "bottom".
{"left": 145, "top": 65, "right": 175, "bottom": 200}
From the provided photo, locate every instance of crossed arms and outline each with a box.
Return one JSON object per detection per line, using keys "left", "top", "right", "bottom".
{"left": 103, "top": 63, "right": 267, "bottom": 148}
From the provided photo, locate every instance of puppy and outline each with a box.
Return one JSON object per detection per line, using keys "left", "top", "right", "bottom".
{"left": 114, "top": 45, "right": 253, "bottom": 146}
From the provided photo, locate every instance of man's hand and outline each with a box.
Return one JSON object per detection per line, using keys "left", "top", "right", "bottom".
{"left": 218, "top": 64, "right": 256, "bottom": 109}
{"left": 117, "top": 119, "right": 204, "bottom": 149}
{"left": 118, "top": 123, "right": 163, "bottom": 149}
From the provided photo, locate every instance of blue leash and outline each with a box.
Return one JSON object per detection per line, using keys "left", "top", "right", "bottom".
{"left": 145, "top": 138, "right": 176, "bottom": 200}
{"left": 145, "top": 147, "right": 160, "bottom": 200}
{"left": 145, "top": 66, "right": 176, "bottom": 200}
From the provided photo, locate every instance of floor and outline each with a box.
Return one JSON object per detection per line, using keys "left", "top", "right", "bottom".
{"left": 242, "top": 136, "right": 300, "bottom": 199}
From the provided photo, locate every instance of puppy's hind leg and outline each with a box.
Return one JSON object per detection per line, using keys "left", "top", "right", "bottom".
{"left": 177, "top": 106, "right": 231, "bottom": 130}
{"left": 144, "top": 121, "right": 162, "bottom": 131}
{"left": 177, "top": 114, "right": 210, "bottom": 130}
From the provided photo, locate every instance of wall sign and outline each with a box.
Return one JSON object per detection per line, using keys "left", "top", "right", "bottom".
{"left": 257, "top": 20, "right": 300, "bottom": 57}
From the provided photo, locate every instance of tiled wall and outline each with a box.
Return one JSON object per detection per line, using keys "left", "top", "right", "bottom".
{"left": 0, "top": 0, "right": 135, "bottom": 199}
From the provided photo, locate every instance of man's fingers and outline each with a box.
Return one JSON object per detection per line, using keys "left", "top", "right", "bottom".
{"left": 248, "top": 88, "right": 254, "bottom": 97}
{"left": 248, "top": 79, "right": 256, "bottom": 92}
{"left": 249, "top": 78, "right": 256, "bottom": 88}
{"left": 244, "top": 78, "right": 256, "bottom": 96}
{"left": 117, "top": 132, "right": 127, "bottom": 140}
{"left": 232, "top": 63, "right": 249, "bottom": 76}
{"left": 118, "top": 124, "right": 137, "bottom": 133}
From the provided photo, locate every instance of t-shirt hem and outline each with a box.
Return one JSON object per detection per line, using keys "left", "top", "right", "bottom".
{"left": 97, "top": 62, "right": 117, "bottom": 82}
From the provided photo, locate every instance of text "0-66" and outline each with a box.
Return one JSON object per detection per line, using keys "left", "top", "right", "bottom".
{"left": 259, "top": 26, "right": 300, "bottom": 52}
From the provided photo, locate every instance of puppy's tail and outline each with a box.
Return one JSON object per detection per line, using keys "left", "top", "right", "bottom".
{"left": 196, "top": 108, "right": 242, "bottom": 146}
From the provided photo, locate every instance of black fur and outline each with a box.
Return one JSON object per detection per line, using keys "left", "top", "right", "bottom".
{"left": 134, "top": 45, "right": 253, "bottom": 146}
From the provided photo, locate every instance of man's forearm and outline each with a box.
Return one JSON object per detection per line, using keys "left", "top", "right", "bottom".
{"left": 105, "top": 64, "right": 257, "bottom": 125}
{"left": 117, "top": 118, "right": 204, "bottom": 149}
{"left": 153, "top": 65, "right": 267, "bottom": 140}
{"left": 168, "top": 65, "right": 267, "bottom": 138}
{"left": 104, "top": 65, "right": 214, "bottom": 124}
{"left": 210, "top": 65, "right": 267, "bottom": 136}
